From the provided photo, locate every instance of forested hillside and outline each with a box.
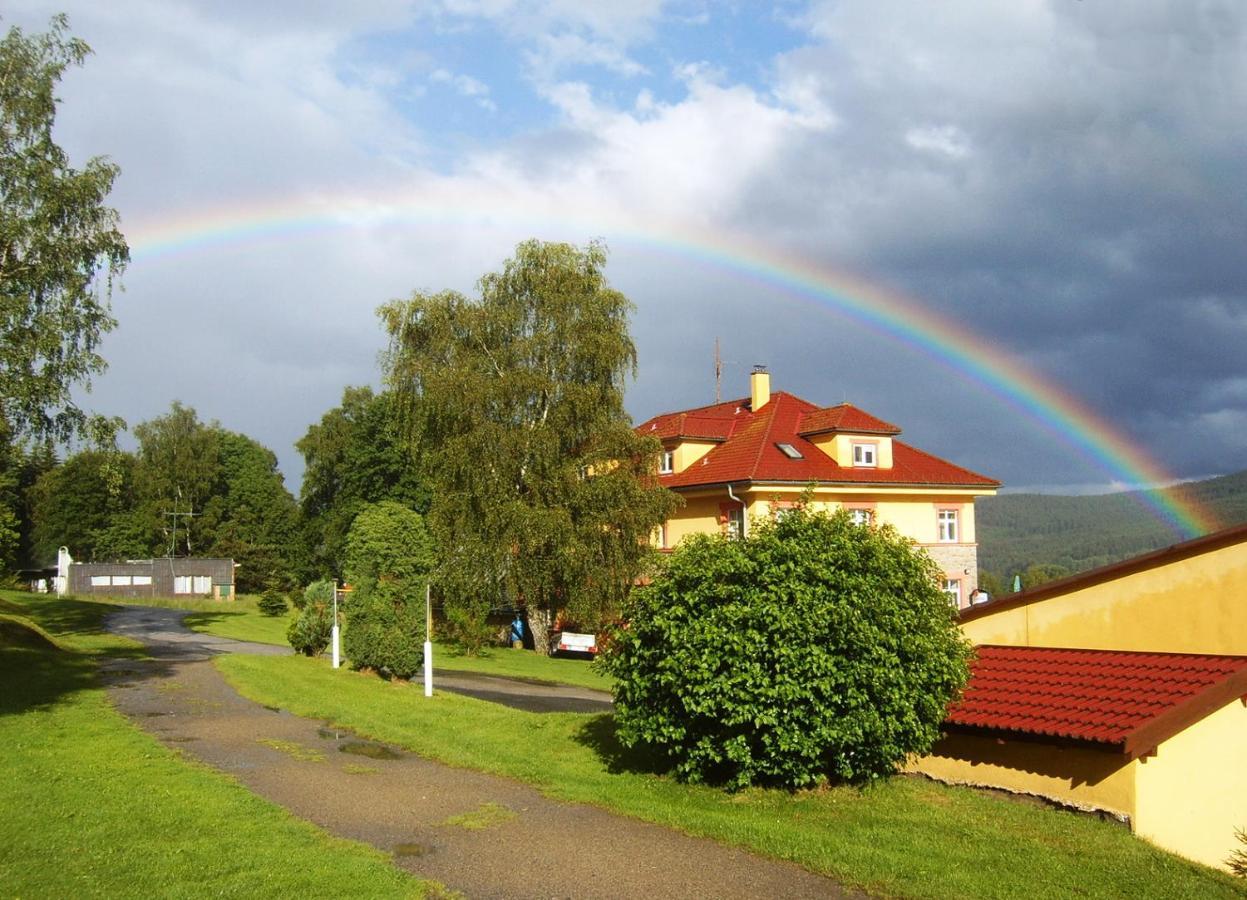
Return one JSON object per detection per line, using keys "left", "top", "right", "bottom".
{"left": 976, "top": 468, "right": 1247, "bottom": 587}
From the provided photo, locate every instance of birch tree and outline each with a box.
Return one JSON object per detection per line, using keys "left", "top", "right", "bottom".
{"left": 381, "top": 240, "right": 679, "bottom": 653}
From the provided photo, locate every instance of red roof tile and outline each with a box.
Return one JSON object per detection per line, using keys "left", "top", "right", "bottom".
{"left": 797, "top": 404, "right": 901, "bottom": 436}
{"left": 945, "top": 645, "right": 1247, "bottom": 756}
{"left": 635, "top": 391, "right": 998, "bottom": 490}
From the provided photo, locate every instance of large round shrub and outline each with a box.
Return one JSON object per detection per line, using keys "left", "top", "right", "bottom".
{"left": 603, "top": 507, "right": 972, "bottom": 790}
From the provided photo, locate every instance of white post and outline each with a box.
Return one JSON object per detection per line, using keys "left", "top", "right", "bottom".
{"left": 423, "top": 582, "right": 433, "bottom": 697}
{"left": 331, "top": 580, "right": 341, "bottom": 669}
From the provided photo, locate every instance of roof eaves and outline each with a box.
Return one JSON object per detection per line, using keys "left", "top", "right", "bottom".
{"left": 959, "top": 521, "right": 1247, "bottom": 623}
{"left": 1121, "top": 665, "right": 1247, "bottom": 759}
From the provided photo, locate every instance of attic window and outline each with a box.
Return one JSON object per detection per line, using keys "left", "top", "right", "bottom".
{"left": 659, "top": 449, "right": 674, "bottom": 474}
{"left": 776, "top": 442, "right": 803, "bottom": 459}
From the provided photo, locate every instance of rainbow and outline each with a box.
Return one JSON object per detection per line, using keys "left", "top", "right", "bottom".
{"left": 126, "top": 190, "right": 1217, "bottom": 539}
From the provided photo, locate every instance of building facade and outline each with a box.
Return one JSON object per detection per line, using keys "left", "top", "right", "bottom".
{"left": 635, "top": 369, "right": 1000, "bottom": 606}
{"left": 65, "top": 556, "right": 237, "bottom": 601}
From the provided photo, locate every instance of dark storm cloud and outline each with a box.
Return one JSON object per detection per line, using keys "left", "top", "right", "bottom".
{"left": 719, "top": 0, "right": 1247, "bottom": 481}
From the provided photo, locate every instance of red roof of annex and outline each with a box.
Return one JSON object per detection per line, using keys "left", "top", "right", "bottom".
{"left": 945, "top": 645, "right": 1247, "bottom": 757}
{"left": 635, "top": 391, "right": 999, "bottom": 490}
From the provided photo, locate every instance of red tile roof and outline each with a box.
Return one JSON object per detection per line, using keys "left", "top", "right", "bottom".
{"left": 634, "top": 391, "right": 998, "bottom": 490}
{"left": 798, "top": 404, "right": 901, "bottom": 436}
{"left": 946, "top": 645, "right": 1247, "bottom": 757}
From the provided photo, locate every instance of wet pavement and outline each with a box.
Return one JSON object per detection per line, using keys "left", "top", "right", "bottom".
{"left": 103, "top": 606, "right": 853, "bottom": 899}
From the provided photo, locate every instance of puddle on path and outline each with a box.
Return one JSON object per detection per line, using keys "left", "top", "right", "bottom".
{"left": 317, "top": 726, "right": 345, "bottom": 740}
{"left": 393, "top": 842, "right": 434, "bottom": 858}
{"left": 262, "top": 705, "right": 282, "bottom": 713}
{"left": 340, "top": 741, "right": 403, "bottom": 760}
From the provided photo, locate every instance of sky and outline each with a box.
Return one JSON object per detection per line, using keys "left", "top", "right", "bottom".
{"left": 7, "top": 1, "right": 1246, "bottom": 504}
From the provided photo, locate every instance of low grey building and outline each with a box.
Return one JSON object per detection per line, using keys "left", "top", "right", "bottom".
{"left": 67, "top": 557, "right": 237, "bottom": 600}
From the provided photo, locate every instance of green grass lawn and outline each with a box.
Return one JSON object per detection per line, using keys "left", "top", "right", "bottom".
{"left": 0, "top": 591, "right": 435, "bottom": 898}
{"left": 434, "top": 644, "right": 614, "bottom": 692}
{"left": 218, "top": 652, "right": 1244, "bottom": 900}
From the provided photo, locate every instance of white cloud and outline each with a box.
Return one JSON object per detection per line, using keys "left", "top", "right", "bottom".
{"left": 430, "top": 68, "right": 497, "bottom": 110}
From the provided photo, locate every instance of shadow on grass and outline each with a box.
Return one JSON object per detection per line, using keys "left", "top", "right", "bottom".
{"left": 572, "top": 713, "right": 671, "bottom": 777}
{"left": 182, "top": 609, "right": 247, "bottom": 632}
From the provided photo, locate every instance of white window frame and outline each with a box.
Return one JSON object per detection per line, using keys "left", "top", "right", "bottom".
{"left": 943, "top": 578, "right": 962, "bottom": 607}
{"left": 112, "top": 575, "right": 132, "bottom": 587}
{"left": 133, "top": 575, "right": 153, "bottom": 586}
{"left": 726, "top": 506, "right": 744, "bottom": 540}
{"left": 937, "top": 508, "right": 959, "bottom": 543}
{"left": 852, "top": 442, "right": 877, "bottom": 467}
{"left": 90, "top": 575, "right": 110, "bottom": 587}
{"left": 659, "top": 449, "right": 674, "bottom": 474}
{"left": 848, "top": 508, "right": 874, "bottom": 526}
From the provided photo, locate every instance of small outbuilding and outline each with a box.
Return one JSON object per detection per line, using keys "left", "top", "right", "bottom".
{"left": 911, "top": 644, "right": 1247, "bottom": 871}
{"left": 66, "top": 557, "right": 237, "bottom": 601}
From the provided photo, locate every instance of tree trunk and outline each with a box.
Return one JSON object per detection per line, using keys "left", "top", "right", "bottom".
{"left": 527, "top": 606, "right": 554, "bottom": 655}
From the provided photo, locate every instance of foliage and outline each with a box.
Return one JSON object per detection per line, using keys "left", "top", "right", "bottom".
{"left": 25, "top": 402, "right": 305, "bottom": 586}
{"left": 1229, "top": 827, "right": 1247, "bottom": 878}
{"left": 257, "top": 584, "right": 288, "bottom": 617}
{"left": 342, "top": 501, "right": 435, "bottom": 679}
{"left": 604, "top": 507, "right": 973, "bottom": 790}
{"left": 380, "top": 239, "right": 679, "bottom": 653}
{"left": 0, "top": 15, "right": 129, "bottom": 443}
{"left": 297, "top": 386, "right": 427, "bottom": 578}
{"left": 27, "top": 449, "right": 134, "bottom": 562}
{"left": 440, "top": 596, "right": 496, "bottom": 656}
{"left": 287, "top": 600, "right": 332, "bottom": 657}
{"left": 302, "top": 578, "right": 335, "bottom": 611}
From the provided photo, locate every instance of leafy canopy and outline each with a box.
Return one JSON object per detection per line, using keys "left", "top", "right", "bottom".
{"left": 380, "top": 239, "right": 678, "bottom": 649}
{"left": 604, "top": 506, "right": 973, "bottom": 790}
{"left": 0, "top": 15, "right": 128, "bottom": 442}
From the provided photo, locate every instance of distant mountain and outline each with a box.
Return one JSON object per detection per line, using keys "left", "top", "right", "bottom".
{"left": 976, "top": 468, "right": 1247, "bottom": 583}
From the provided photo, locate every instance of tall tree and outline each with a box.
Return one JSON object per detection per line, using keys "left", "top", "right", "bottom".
{"left": 133, "top": 402, "right": 221, "bottom": 555}
{"left": 297, "top": 386, "right": 427, "bottom": 578}
{"left": 27, "top": 448, "right": 135, "bottom": 563}
{"left": 0, "top": 15, "right": 128, "bottom": 442}
{"left": 381, "top": 239, "right": 679, "bottom": 653}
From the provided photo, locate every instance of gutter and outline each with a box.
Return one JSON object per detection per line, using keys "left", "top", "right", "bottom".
{"left": 725, "top": 482, "right": 748, "bottom": 539}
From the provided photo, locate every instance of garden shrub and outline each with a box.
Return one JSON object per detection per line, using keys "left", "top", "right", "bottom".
{"left": 287, "top": 600, "right": 332, "bottom": 657}
{"left": 257, "top": 584, "right": 288, "bottom": 617}
{"left": 603, "top": 506, "right": 972, "bottom": 790}
{"left": 441, "top": 596, "right": 496, "bottom": 656}
{"left": 301, "top": 579, "right": 334, "bottom": 611}
{"left": 342, "top": 501, "right": 435, "bottom": 680}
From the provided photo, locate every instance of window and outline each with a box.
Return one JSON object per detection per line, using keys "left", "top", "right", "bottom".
{"left": 937, "top": 509, "right": 959, "bottom": 542}
{"left": 659, "top": 523, "right": 668, "bottom": 549}
{"left": 726, "top": 506, "right": 744, "bottom": 540}
{"left": 133, "top": 575, "right": 152, "bottom": 586}
{"left": 776, "top": 442, "right": 803, "bottom": 459}
{"left": 193, "top": 576, "right": 212, "bottom": 594}
{"left": 848, "top": 508, "right": 873, "bottom": 526}
{"left": 174, "top": 576, "right": 192, "bottom": 594}
{"left": 90, "top": 575, "right": 110, "bottom": 587}
{"left": 775, "top": 506, "right": 797, "bottom": 522}
{"left": 112, "top": 575, "right": 132, "bottom": 587}
{"left": 942, "top": 578, "right": 962, "bottom": 607}
{"left": 852, "top": 443, "right": 877, "bottom": 467}
{"left": 659, "top": 449, "right": 674, "bottom": 474}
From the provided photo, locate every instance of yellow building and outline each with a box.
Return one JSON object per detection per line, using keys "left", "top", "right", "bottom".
{"left": 960, "top": 522, "right": 1247, "bottom": 656}
{"left": 635, "top": 368, "right": 1000, "bottom": 607}
{"left": 911, "top": 644, "right": 1247, "bottom": 871}
{"left": 912, "top": 524, "right": 1247, "bottom": 871}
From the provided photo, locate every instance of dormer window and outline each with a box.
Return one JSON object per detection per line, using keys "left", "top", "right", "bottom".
{"left": 852, "top": 442, "right": 877, "bottom": 467}
{"left": 659, "top": 449, "right": 674, "bottom": 474}
{"left": 776, "top": 442, "right": 803, "bottom": 459}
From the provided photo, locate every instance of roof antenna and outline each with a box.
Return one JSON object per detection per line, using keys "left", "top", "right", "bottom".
{"left": 714, "top": 337, "right": 722, "bottom": 403}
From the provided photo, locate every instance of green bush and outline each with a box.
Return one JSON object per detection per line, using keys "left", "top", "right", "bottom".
{"left": 301, "top": 579, "right": 334, "bottom": 612}
{"left": 603, "top": 506, "right": 972, "bottom": 790}
{"left": 441, "top": 597, "right": 496, "bottom": 656}
{"left": 287, "top": 601, "right": 332, "bottom": 657}
{"left": 257, "top": 585, "right": 288, "bottom": 617}
{"left": 342, "top": 501, "right": 435, "bottom": 680}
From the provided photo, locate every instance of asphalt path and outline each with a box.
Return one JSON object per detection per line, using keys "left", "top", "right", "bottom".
{"left": 103, "top": 606, "right": 854, "bottom": 899}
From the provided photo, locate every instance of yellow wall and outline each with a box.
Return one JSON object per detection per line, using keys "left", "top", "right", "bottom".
{"left": 909, "top": 732, "right": 1137, "bottom": 819}
{"left": 961, "top": 539, "right": 1247, "bottom": 655}
{"left": 808, "top": 433, "right": 895, "bottom": 469}
{"left": 657, "top": 483, "right": 988, "bottom": 550}
{"left": 1133, "top": 698, "right": 1247, "bottom": 871}
{"left": 672, "top": 441, "right": 718, "bottom": 473}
